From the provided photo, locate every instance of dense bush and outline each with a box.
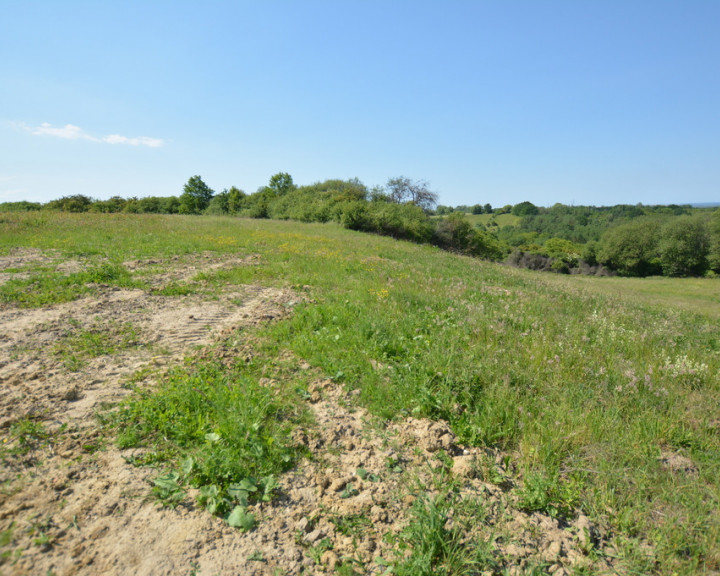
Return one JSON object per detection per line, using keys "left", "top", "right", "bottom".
{"left": 0, "top": 201, "right": 42, "bottom": 212}
{"left": 597, "top": 219, "right": 663, "bottom": 276}
{"left": 658, "top": 216, "right": 710, "bottom": 276}
{"left": 432, "top": 213, "right": 505, "bottom": 260}
{"left": 342, "top": 201, "right": 435, "bottom": 245}
{"left": 709, "top": 209, "right": 720, "bottom": 273}
{"left": 45, "top": 195, "right": 95, "bottom": 212}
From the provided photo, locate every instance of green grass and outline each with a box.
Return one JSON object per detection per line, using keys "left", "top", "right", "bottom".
{"left": 53, "top": 320, "right": 142, "bottom": 370}
{"left": 0, "top": 261, "right": 143, "bottom": 308}
{"left": 546, "top": 273, "right": 720, "bottom": 319}
{"left": 392, "top": 491, "right": 497, "bottom": 576}
{"left": 3, "top": 212, "right": 719, "bottom": 573}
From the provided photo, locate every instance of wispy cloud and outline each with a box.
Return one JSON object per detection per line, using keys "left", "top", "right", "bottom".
{"left": 25, "top": 122, "right": 164, "bottom": 148}
{"left": 102, "top": 134, "right": 164, "bottom": 147}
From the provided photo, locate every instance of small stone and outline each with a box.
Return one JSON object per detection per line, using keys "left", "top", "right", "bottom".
{"left": 321, "top": 550, "right": 339, "bottom": 570}
{"left": 452, "top": 455, "right": 475, "bottom": 478}
{"left": 295, "top": 517, "right": 310, "bottom": 533}
{"left": 304, "top": 529, "right": 325, "bottom": 544}
{"left": 543, "top": 540, "right": 562, "bottom": 562}
{"left": 439, "top": 433, "right": 455, "bottom": 450}
{"left": 329, "top": 477, "right": 349, "bottom": 492}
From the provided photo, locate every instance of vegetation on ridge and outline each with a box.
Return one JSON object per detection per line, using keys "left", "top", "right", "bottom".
{"left": 3, "top": 172, "right": 719, "bottom": 277}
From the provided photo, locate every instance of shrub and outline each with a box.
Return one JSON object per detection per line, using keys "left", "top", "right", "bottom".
{"left": 658, "top": 216, "right": 709, "bottom": 276}
{"left": 598, "top": 219, "right": 662, "bottom": 276}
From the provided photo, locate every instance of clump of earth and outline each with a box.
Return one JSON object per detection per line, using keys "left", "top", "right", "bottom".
{"left": 0, "top": 250, "right": 620, "bottom": 575}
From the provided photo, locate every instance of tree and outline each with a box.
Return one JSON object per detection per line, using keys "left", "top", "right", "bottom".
{"left": 179, "top": 175, "right": 214, "bottom": 214}
{"left": 205, "top": 190, "right": 230, "bottom": 215}
{"left": 227, "top": 186, "right": 246, "bottom": 214}
{"left": 267, "top": 172, "right": 295, "bottom": 196}
{"left": 708, "top": 209, "right": 720, "bottom": 273}
{"left": 658, "top": 216, "right": 709, "bottom": 276}
{"left": 483, "top": 203, "right": 492, "bottom": 214}
{"left": 45, "top": 195, "right": 94, "bottom": 212}
{"left": 385, "top": 177, "right": 438, "bottom": 211}
{"left": 90, "top": 196, "right": 126, "bottom": 213}
{"left": 597, "top": 219, "right": 661, "bottom": 276}
{"left": 512, "top": 201, "right": 540, "bottom": 216}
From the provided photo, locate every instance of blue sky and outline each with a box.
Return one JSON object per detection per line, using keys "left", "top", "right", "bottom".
{"left": 2, "top": 1, "right": 719, "bottom": 208}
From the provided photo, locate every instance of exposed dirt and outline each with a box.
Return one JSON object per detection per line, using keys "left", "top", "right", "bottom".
{"left": 0, "top": 250, "right": 618, "bottom": 575}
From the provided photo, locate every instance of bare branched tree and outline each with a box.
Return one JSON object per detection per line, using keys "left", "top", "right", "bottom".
{"left": 385, "top": 177, "right": 438, "bottom": 211}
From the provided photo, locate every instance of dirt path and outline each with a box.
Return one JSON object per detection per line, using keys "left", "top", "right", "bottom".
{"left": 0, "top": 251, "right": 615, "bottom": 575}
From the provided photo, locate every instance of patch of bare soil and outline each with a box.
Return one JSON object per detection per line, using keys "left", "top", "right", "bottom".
{"left": 0, "top": 252, "right": 616, "bottom": 575}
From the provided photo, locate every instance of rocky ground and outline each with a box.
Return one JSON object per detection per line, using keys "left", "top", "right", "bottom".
{"left": 0, "top": 250, "right": 618, "bottom": 575}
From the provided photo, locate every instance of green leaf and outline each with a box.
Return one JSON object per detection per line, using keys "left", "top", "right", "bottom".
{"left": 227, "top": 482, "right": 251, "bottom": 506}
{"left": 181, "top": 456, "right": 194, "bottom": 476}
{"left": 261, "top": 475, "right": 278, "bottom": 501}
{"left": 227, "top": 506, "right": 255, "bottom": 531}
{"left": 238, "top": 477, "right": 258, "bottom": 492}
{"left": 153, "top": 471, "right": 180, "bottom": 490}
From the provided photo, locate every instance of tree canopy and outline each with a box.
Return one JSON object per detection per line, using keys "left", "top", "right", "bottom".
{"left": 179, "top": 175, "right": 214, "bottom": 214}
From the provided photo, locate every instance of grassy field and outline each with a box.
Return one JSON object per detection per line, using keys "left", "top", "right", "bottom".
{"left": 2, "top": 211, "right": 719, "bottom": 574}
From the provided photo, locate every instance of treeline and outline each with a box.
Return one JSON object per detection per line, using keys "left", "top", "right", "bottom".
{"left": 0, "top": 174, "right": 504, "bottom": 262}
{"left": 3, "top": 175, "right": 719, "bottom": 277}
{"left": 484, "top": 202, "right": 720, "bottom": 277}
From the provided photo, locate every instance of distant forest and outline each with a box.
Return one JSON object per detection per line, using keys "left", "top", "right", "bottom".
{"left": 3, "top": 173, "right": 719, "bottom": 278}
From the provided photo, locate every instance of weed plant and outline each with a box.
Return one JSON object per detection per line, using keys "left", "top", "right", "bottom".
{"left": 3, "top": 212, "right": 719, "bottom": 573}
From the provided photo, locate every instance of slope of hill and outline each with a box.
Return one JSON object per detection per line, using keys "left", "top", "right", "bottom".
{"left": 1, "top": 212, "right": 718, "bottom": 575}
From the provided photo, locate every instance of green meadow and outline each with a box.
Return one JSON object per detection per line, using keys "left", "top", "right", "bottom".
{"left": 2, "top": 211, "right": 719, "bottom": 574}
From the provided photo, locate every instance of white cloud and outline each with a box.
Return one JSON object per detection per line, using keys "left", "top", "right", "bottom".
{"left": 102, "top": 134, "right": 164, "bottom": 148}
{"left": 25, "top": 122, "right": 164, "bottom": 148}
{"left": 31, "top": 122, "right": 95, "bottom": 141}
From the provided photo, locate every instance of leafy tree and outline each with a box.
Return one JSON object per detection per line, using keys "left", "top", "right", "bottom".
{"left": 205, "top": 190, "right": 230, "bottom": 215}
{"left": 369, "top": 186, "right": 391, "bottom": 203}
{"left": 267, "top": 172, "right": 295, "bottom": 196}
{"left": 512, "top": 201, "right": 540, "bottom": 216}
{"left": 658, "top": 216, "right": 709, "bottom": 276}
{"left": 90, "top": 196, "right": 127, "bottom": 213}
{"left": 386, "top": 177, "right": 438, "bottom": 211}
{"left": 581, "top": 241, "right": 599, "bottom": 266}
{"left": 179, "top": 175, "right": 214, "bottom": 214}
{"left": 0, "top": 201, "right": 42, "bottom": 212}
{"left": 137, "top": 196, "right": 169, "bottom": 214}
{"left": 162, "top": 196, "right": 181, "bottom": 214}
{"left": 708, "top": 209, "right": 720, "bottom": 273}
{"left": 544, "top": 238, "right": 579, "bottom": 259}
{"left": 45, "top": 195, "right": 95, "bottom": 212}
{"left": 483, "top": 203, "right": 492, "bottom": 214}
{"left": 227, "top": 186, "right": 246, "bottom": 214}
{"left": 598, "top": 219, "right": 662, "bottom": 276}
{"left": 433, "top": 213, "right": 475, "bottom": 251}
{"left": 432, "top": 213, "right": 506, "bottom": 260}
{"left": 471, "top": 204, "right": 483, "bottom": 215}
